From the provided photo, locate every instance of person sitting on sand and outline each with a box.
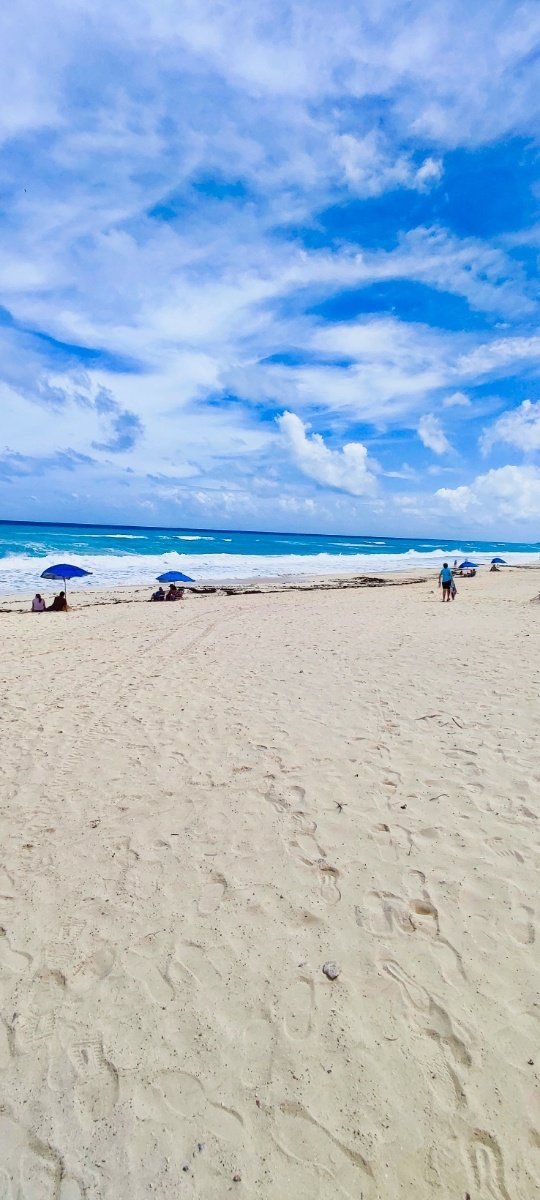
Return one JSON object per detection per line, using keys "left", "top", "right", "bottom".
{"left": 31, "top": 593, "right": 46, "bottom": 612}
{"left": 439, "top": 562, "right": 454, "bottom": 602}
{"left": 47, "top": 591, "right": 68, "bottom": 612}
{"left": 151, "top": 586, "right": 166, "bottom": 601}
{"left": 490, "top": 564, "right": 499, "bottom": 573}
{"left": 165, "top": 584, "right": 178, "bottom": 601}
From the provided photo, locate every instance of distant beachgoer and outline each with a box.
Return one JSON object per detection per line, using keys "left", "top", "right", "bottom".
{"left": 32, "top": 593, "right": 46, "bottom": 612}
{"left": 453, "top": 559, "right": 458, "bottom": 569}
{"left": 439, "top": 562, "right": 453, "bottom": 602}
{"left": 151, "top": 586, "right": 166, "bottom": 601}
{"left": 47, "top": 591, "right": 68, "bottom": 612}
{"left": 165, "top": 585, "right": 178, "bottom": 601}
{"left": 490, "top": 564, "right": 499, "bottom": 573}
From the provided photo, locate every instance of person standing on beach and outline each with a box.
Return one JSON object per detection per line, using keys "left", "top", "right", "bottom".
{"left": 439, "top": 562, "right": 454, "bottom": 602}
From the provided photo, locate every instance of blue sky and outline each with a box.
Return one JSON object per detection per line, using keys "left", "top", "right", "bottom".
{"left": 1, "top": 0, "right": 540, "bottom": 537}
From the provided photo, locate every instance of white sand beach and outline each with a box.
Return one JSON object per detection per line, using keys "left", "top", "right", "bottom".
{"left": 1, "top": 568, "right": 539, "bottom": 1198}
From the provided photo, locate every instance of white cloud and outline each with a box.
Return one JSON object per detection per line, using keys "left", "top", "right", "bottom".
{"left": 277, "top": 411, "right": 378, "bottom": 496}
{"left": 334, "top": 131, "right": 442, "bottom": 197}
{"left": 443, "top": 391, "right": 470, "bottom": 408}
{"left": 4, "top": 1, "right": 540, "bottom": 149}
{"left": 0, "top": 1, "right": 539, "bottom": 536}
{"left": 414, "top": 157, "right": 444, "bottom": 189}
{"left": 436, "top": 464, "right": 540, "bottom": 522}
{"left": 418, "top": 413, "right": 452, "bottom": 454}
{"left": 458, "top": 335, "right": 540, "bottom": 377}
{"left": 480, "top": 399, "right": 540, "bottom": 455}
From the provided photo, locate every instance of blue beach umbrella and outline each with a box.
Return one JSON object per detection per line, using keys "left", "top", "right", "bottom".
{"left": 41, "top": 563, "right": 92, "bottom": 597}
{"left": 459, "top": 560, "right": 478, "bottom": 569}
{"left": 157, "top": 570, "right": 195, "bottom": 584}
{"left": 491, "top": 557, "right": 506, "bottom": 565}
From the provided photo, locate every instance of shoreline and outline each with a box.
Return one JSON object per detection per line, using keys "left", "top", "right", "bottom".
{"left": 1, "top": 561, "right": 539, "bottom": 613}
{"left": 0, "top": 571, "right": 428, "bottom": 612}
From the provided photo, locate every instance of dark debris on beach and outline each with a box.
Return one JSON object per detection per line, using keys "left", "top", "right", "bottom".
{"left": 0, "top": 574, "right": 431, "bottom": 614}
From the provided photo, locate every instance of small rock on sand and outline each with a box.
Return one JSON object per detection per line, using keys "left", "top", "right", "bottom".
{"left": 322, "top": 961, "right": 341, "bottom": 980}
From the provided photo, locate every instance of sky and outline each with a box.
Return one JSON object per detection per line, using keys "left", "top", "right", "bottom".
{"left": 1, "top": 0, "right": 540, "bottom": 539}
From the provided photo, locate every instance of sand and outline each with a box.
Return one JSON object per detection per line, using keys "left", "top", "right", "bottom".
{"left": 1, "top": 568, "right": 539, "bottom": 1198}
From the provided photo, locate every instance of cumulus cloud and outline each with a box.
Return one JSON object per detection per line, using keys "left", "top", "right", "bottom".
{"left": 418, "top": 414, "right": 452, "bottom": 455}
{"left": 443, "top": 391, "right": 470, "bottom": 408}
{"left": 334, "top": 131, "right": 442, "bottom": 197}
{"left": 480, "top": 399, "right": 540, "bottom": 455}
{"left": 1, "top": 1, "right": 539, "bottom": 534}
{"left": 277, "top": 411, "right": 378, "bottom": 496}
{"left": 436, "top": 465, "right": 540, "bottom": 521}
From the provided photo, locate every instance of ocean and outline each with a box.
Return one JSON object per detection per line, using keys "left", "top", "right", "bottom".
{"left": 0, "top": 520, "right": 538, "bottom": 594}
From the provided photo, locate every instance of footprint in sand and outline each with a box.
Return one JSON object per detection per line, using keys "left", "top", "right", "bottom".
{"left": 291, "top": 812, "right": 318, "bottom": 837}
{"left": 0, "top": 930, "right": 31, "bottom": 975}
{"left": 356, "top": 890, "right": 407, "bottom": 936}
{"left": 357, "top": 883, "right": 465, "bottom": 982}
{"left": 485, "top": 837, "right": 525, "bottom": 864}
{"left": 135, "top": 1070, "right": 244, "bottom": 1144}
{"left": 273, "top": 1101, "right": 374, "bottom": 1200}
{"left": 11, "top": 969, "right": 66, "bottom": 1055}
{"left": 287, "top": 834, "right": 321, "bottom": 864}
{"left": 380, "top": 769, "right": 402, "bottom": 792}
{"left": 464, "top": 1130, "right": 512, "bottom": 1200}
{"left": 507, "top": 888, "right": 536, "bottom": 945}
{"left": 241, "top": 1016, "right": 275, "bottom": 1088}
{"left": 48, "top": 1040, "right": 77, "bottom": 1094}
{"left": 69, "top": 944, "right": 115, "bottom": 994}
{"left": 370, "top": 823, "right": 412, "bottom": 861}
{"left": 162, "top": 1071, "right": 244, "bottom": 1142}
{"left": 110, "top": 838, "right": 140, "bottom": 871}
{"left": 0, "top": 1114, "right": 63, "bottom": 1200}
{"left": 125, "top": 950, "right": 174, "bottom": 1005}
{"left": 283, "top": 978, "right": 314, "bottom": 1041}
{"left": 265, "top": 782, "right": 306, "bottom": 813}
{"left": 170, "top": 941, "right": 225, "bottom": 991}
{"left": 318, "top": 863, "right": 341, "bottom": 905}
{"left": 382, "top": 959, "right": 472, "bottom": 1069}
{"left": 357, "top": 890, "right": 437, "bottom": 937}
{"left": 19, "top": 1146, "right": 62, "bottom": 1198}
{"left": 69, "top": 1038, "right": 119, "bottom": 1123}
{"left": 45, "top": 920, "right": 88, "bottom": 981}
{"left": 0, "top": 865, "right": 15, "bottom": 899}
{"left": 408, "top": 898, "right": 440, "bottom": 935}
{"left": 13, "top": 1011, "right": 56, "bottom": 1054}
{"left": 510, "top": 903, "right": 535, "bottom": 945}
{"left": 198, "top": 873, "right": 227, "bottom": 915}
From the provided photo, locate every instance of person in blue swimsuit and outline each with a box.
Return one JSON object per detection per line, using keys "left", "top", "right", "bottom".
{"left": 439, "top": 562, "right": 454, "bottom": 602}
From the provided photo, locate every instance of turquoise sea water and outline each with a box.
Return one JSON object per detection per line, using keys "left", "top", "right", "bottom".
{"left": 0, "top": 520, "right": 539, "bottom": 593}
